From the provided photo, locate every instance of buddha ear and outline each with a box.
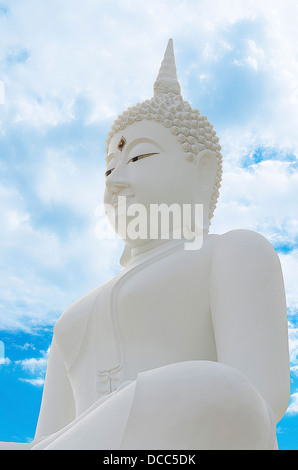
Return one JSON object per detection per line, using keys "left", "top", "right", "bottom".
{"left": 195, "top": 150, "right": 218, "bottom": 231}
{"left": 197, "top": 149, "right": 218, "bottom": 197}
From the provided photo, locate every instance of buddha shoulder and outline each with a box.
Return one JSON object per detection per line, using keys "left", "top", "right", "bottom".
{"left": 211, "top": 229, "right": 281, "bottom": 276}
{"left": 56, "top": 281, "right": 102, "bottom": 323}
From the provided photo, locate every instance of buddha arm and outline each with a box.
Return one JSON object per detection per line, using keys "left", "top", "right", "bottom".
{"left": 34, "top": 336, "right": 76, "bottom": 442}
{"left": 210, "top": 229, "right": 290, "bottom": 423}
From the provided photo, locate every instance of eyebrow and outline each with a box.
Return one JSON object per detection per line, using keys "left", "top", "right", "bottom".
{"left": 126, "top": 138, "right": 163, "bottom": 154}
{"left": 105, "top": 153, "right": 116, "bottom": 166}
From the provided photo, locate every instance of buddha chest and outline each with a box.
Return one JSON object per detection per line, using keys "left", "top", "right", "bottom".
{"left": 116, "top": 242, "right": 218, "bottom": 381}
{"left": 65, "top": 240, "right": 218, "bottom": 415}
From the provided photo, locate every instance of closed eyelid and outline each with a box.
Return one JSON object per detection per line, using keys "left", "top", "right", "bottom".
{"left": 127, "top": 152, "right": 159, "bottom": 164}
{"left": 105, "top": 168, "right": 115, "bottom": 177}
{"left": 105, "top": 156, "right": 118, "bottom": 177}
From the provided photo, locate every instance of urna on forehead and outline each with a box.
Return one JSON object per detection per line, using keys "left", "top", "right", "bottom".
{"left": 108, "top": 119, "right": 178, "bottom": 156}
{"left": 105, "top": 39, "right": 223, "bottom": 222}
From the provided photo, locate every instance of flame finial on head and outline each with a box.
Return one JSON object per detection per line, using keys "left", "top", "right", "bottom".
{"left": 154, "top": 39, "right": 181, "bottom": 97}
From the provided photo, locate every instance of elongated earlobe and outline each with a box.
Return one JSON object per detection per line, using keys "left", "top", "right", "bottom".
{"left": 198, "top": 150, "right": 218, "bottom": 192}
{"left": 195, "top": 150, "right": 218, "bottom": 232}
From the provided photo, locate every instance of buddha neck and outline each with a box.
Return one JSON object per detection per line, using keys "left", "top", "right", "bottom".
{"left": 120, "top": 228, "right": 209, "bottom": 268}
{"left": 122, "top": 238, "right": 184, "bottom": 269}
{"left": 132, "top": 236, "right": 181, "bottom": 258}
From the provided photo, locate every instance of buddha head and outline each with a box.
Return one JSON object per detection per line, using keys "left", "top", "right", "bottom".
{"left": 104, "top": 39, "right": 223, "bottom": 262}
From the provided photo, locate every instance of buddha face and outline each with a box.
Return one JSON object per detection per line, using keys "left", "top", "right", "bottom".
{"left": 104, "top": 120, "right": 215, "bottom": 247}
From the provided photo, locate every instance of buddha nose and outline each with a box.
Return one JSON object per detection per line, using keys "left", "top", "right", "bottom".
{"left": 105, "top": 170, "right": 129, "bottom": 195}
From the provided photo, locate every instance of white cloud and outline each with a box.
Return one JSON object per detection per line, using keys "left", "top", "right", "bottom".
{"left": 234, "top": 39, "right": 265, "bottom": 70}
{"left": 0, "top": 357, "right": 11, "bottom": 366}
{"left": 19, "top": 378, "right": 45, "bottom": 387}
{"left": 35, "top": 149, "right": 104, "bottom": 215}
{"left": 280, "top": 254, "right": 298, "bottom": 313}
{"left": 16, "top": 349, "right": 49, "bottom": 387}
{"left": 15, "top": 342, "right": 36, "bottom": 351}
{"left": 286, "top": 392, "right": 298, "bottom": 415}
{"left": 0, "top": 168, "right": 122, "bottom": 330}
{"left": 16, "top": 350, "right": 49, "bottom": 375}
{"left": 0, "top": 0, "right": 296, "bottom": 136}
{"left": 211, "top": 160, "right": 298, "bottom": 236}
{"left": 288, "top": 326, "right": 298, "bottom": 366}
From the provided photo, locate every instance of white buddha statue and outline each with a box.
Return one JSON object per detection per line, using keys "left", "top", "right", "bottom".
{"left": 1, "top": 39, "right": 290, "bottom": 450}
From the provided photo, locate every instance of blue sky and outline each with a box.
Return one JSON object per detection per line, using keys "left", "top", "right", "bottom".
{"left": 0, "top": 0, "right": 298, "bottom": 449}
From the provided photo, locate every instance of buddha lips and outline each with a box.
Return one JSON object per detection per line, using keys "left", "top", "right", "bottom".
{"left": 103, "top": 197, "right": 204, "bottom": 251}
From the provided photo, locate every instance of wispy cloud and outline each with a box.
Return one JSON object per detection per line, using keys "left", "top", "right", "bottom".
{"left": 19, "top": 377, "right": 44, "bottom": 387}
{"left": 288, "top": 325, "right": 298, "bottom": 367}
{"left": 0, "top": 357, "right": 11, "bottom": 365}
{"left": 286, "top": 393, "right": 298, "bottom": 415}
{"left": 16, "top": 349, "right": 49, "bottom": 387}
{"left": 16, "top": 350, "right": 48, "bottom": 375}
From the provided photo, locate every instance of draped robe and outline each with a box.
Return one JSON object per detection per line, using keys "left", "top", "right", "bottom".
{"left": 30, "top": 231, "right": 288, "bottom": 450}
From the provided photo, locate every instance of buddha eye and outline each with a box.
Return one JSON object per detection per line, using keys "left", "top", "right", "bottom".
{"left": 127, "top": 153, "right": 159, "bottom": 164}
{"left": 105, "top": 168, "right": 115, "bottom": 178}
